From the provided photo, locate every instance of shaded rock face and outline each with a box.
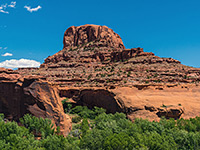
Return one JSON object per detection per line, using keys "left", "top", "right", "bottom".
{"left": 60, "top": 88, "right": 123, "bottom": 113}
{"left": 0, "top": 68, "right": 71, "bottom": 136}
{"left": 156, "top": 106, "right": 184, "bottom": 119}
{"left": 63, "top": 24, "right": 125, "bottom": 49}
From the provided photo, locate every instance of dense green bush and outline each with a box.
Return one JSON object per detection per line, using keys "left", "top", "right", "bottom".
{"left": 19, "top": 114, "right": 55, "bottom": 138}
{"left": 69, "top": 105, "right": 106, "bottom": 119}
{"left": 62, "top": 98, "right": 72, "bottom": 113}
{"left": 0, "top": 115, "right": 40, "bottom": 149}
{"left": 72, "top": 116, "right": 82, "bottom": 123}
{"left": 81, "top": 118, "right": 89, "bottom": 136}
{"left": 1, "top": 105, "right": 200, "bottom": 149}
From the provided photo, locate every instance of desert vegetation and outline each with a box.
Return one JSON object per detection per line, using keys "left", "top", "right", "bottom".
{"left": 1, "top": 106, "right": 200, "bottom": 149}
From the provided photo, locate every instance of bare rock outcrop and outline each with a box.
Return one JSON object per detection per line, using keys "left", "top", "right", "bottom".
{"left": 58, "top": 85, "right": 200, "bottom": 122}
{"left": 0, "top": 68, "right": 71, "bottom": 136}
{"left": 63, "top": 24, "right": 125, "bottom": 49}
{"left": 42, "top": 24, "right": 126, "bottom": 65}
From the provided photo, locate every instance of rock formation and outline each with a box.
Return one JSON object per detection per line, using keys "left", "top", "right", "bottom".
{"left": 16, "top": 24, "right": 200, "bottom": 122}
{"left": 63, "top": 24, "right": 125, "bottom": 49}
{"left": 58, "top": 85, "right": 200, "bottom": 121}
{"left": 0, "top": 68, "right": 71, "bottom": 136}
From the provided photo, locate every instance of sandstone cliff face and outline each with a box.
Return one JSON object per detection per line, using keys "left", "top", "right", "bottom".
{"left": 63, "top": 24, "right": 125, "bottom": 49}
{"left": 59, "top": 84, "right": 200, "bottom": 121}
{"left": 43, "top": 24, "right": 126, "bottom": 65}
{"left": 0, "top": 68, "right": 71, "bottom": 136}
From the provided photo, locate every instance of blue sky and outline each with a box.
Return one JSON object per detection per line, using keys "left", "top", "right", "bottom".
{"left": 0, "top": 0, "right": 200, "bottom": 68}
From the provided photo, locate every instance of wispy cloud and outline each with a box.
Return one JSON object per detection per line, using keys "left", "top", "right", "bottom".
{"left": 0, "top": 9, "right": 9, "bottom": 14}
{"left": 0, "top": 4, "right": 9, "bottom": 14}
{"left": 2, "top": 53, "right": 13, "bottom": 57}
{"left": 0, "top": 4, "right": 7, "bottom": 10}
{"left": 8, "top": 2, "right": 16, "bottom": 8}
{"left": 0, "top": 2, "right": 16, "bottom": 14}
{"left": 24, "top": 5, "right": 42, "bottom": 13}
{"left": 0, "top": 59, "right": 40, "bottom": 69}
{"left": 0, "top": 2, "right": 43, "bottom": 14}
{"left": 0, "top": 47, "right": 7, "bottom": 49}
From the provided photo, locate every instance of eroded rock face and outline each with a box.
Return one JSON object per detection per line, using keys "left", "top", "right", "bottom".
{"left": 112, "top": 86, "right": 200, "bottom": 121}
{"left": 0, "top": 68, "right": 71, "bottom": 136}
{"left": 63, "top": 24, "right": 125, "bottom": 49}
{"left": 59, "top": 85, "right": 200, "bottom": 121}
{"left": 59, "top": 88, "right": 123, "bottom": 113}
{"left": 42, "top": 24, "right": 126, "bottom": 65}
{"left": 156, "top": 106, "right": 184, "bottom": 119}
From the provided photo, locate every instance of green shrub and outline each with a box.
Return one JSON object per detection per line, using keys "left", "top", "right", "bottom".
{"left": 81, "top": 118, "right": 89, "bottom": 136}
{"left": 0, "top": 113, "right": 4, "bottom": 121}
{"left": 19, "top": 114, "right": 55, "bottom": 138}
{"left": 62, "top": 98, "right": 72, "bottom": 113}
{"left": 70, "top": 106, "right": 106, "bottom": 119}
{"left": 72, "top": 116, "right": 82, "bottom": 123}
{"left": 1, "top": 107, "right": 200, "bottom": 149}
{"left": 0, "top": 117, "right": 40, "bottom": 149}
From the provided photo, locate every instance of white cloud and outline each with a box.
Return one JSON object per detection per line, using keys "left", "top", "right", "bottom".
{"left": 0, "top": 4, "right": 7, "bottom": 9}
{"left": 0, "top": 4, "right": 9, "bottom": 14}
{"left": 8, "top": 2, "right": 16, "bottom": 8}
{"left": 0, "top": 59, "right": 41, "bottom": 69}
{"left": 0, "top": 47, "right": 2, "bottom": 49}
{"left": 0, "top": 9, "right": 9, "bottom": 14}
{"left": 24, "top": 5, "right": 42, "bottom": 13}
{"left": 4, "top": 47, "right": 7, "bottom": 50}
{"left": 2, "top": 53, "right": 13, "bottom": 56}
{"left": 0, "top": 2, "right": 16, "bottom": 14}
